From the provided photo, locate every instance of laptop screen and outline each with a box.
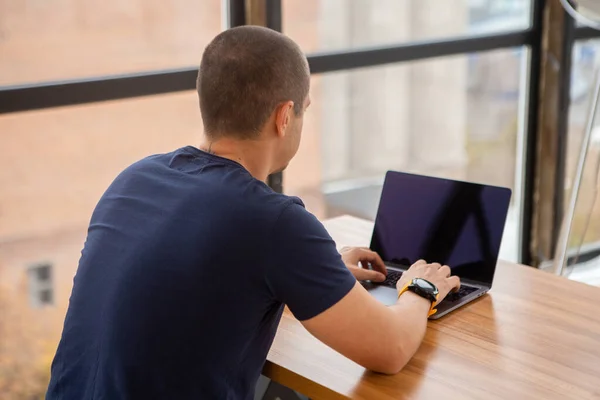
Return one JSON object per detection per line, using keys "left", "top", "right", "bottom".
{"left": 370, "top": 171, "right": 512, "bottom": 285}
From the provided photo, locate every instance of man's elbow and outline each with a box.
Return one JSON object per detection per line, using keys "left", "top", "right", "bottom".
{"left": 367, "top": 318, "right": 427, "bottom": 374}
{"left": 362, "top": 343, "right": 411, "bottom": 375}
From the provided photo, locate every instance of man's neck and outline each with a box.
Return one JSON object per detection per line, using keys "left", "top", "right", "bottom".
{"left": 198, "top": 138, "right": 273, "bottom": 183}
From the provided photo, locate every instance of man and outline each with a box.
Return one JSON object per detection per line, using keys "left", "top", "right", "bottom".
{"left": 47, "top": 26, "right": 460, "bottom": 399}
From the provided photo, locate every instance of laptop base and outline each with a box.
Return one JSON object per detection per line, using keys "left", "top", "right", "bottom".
{"left": 363, "top": 266, "right": 489, "bottom": 319}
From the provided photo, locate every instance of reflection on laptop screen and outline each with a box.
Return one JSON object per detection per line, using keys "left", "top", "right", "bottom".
{"left": 370, "top": 171, "right": 512, "bottom": 284}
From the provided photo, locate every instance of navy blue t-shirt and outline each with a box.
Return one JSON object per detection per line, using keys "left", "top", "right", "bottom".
{"left": 46, "top": 146, "right": 356, "bottom": 400}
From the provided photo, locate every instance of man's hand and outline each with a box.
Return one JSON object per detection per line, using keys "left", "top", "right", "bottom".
{"left": 340, "top": 247, "right": 387, "bottom": 283}
{"left": 396, "top": 260, "right": 460, "bottom": 302}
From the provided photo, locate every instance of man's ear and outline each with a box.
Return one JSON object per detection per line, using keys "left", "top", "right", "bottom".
{"left": 274, "top": 101, "right": 294, "bottom": 138}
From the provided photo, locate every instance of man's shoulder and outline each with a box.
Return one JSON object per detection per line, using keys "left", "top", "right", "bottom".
{"left": 106, "top": 146, "right": 308, "bottom": 224}
{"left": 271, "top": 197, "right": 328, "bottom": 237}
{"left": 240, "top": 185, "right": 306, "bottom": 222}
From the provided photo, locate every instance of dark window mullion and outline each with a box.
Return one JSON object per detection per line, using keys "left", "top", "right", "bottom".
{"left": 266, "top": 0, "right": 283, "bottom": 193}
{"left": 1, "top": 30, "right": 533, "bottom": 115}
{"left": 308, "top": 30, "right": 534, "bottom": 74}
{"left": 520, "top": 0, "right": 545, "bottom": 265}
{"left": 574, "top": 26, "right": 600, "bottom": 40}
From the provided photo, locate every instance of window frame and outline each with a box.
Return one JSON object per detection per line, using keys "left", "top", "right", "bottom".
{"left": 2, "top": 0, "right": 599, "bottom": 266}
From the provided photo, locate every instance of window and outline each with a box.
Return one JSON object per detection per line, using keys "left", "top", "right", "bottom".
{"left": 285, "top": 47, "right": 527, "bottom": 262}
{"left": 567, "top": 39, "right": 600, "bottom": 251}
{"left": 0, "top": 2, "right": 572, "bottom": 397}
{"left": 284, "top": 0, "right": 532, "bottom": 53}
{"left": 0, "top": 0, "right": 222, "bottom": 86}
{"left": 28, "top": 263, "right": 54, "bottom": 307}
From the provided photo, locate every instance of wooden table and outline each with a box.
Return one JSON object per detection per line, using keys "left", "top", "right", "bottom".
{"left": 263, "top": 216, "right": 600, "bottom": 400}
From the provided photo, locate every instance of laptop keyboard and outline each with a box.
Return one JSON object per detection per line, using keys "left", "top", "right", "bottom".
{"left": 443, "top": 285, "right": 478, "bottom": 303}
{"left": 380, "top": 270, "right": 403, "bottom": 288}
{"left": 378, "top": 270, "right": 479, "bottom": 302}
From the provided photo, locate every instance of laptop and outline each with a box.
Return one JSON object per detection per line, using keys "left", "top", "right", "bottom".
{"left": 364, "top": 171, "right": 512, "bottom": 319}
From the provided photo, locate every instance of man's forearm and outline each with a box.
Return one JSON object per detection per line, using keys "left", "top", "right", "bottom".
{"left": 300, "top": 281, "right": 436, "bottom": 376}
{"left": 387, "top": 292, "right": 431, "bottom": 370}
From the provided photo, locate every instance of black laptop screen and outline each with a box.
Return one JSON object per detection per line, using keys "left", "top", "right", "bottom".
{"left": 370, "top": 171, "right": 512, "bottom": 285}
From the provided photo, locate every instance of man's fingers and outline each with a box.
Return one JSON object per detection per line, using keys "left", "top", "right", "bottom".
{"left": 356, "top": 249, "right": 387, "bottom": 275}
{"left": 351, "top": 266, "right": 386, "bottom": 283}
{"left": 447, "top": 276, "right": 461, "bottom": 292}
{"left": 439, "top": 265, "right": 451, "bottom": 278}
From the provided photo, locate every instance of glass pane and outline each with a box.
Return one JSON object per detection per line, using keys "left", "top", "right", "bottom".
{"left": 285, "top": 47, "right": 527, "bottom": 262}
{"left": 568, "top": 39, "right": 600, "bottom": 248}
{"left": 0, "top": 91, "right": 200, "bottom": 397}
{"left": 565, "top": 39, "right": 600, "bottom": 282}
{"left": 284, "top": 0, "right": 531, "bottom": 53}
{"left": 0, "top": 1, "right": 221, "bottom": 86}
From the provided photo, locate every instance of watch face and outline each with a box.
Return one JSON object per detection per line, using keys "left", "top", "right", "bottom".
{"left": 414, "top": 278, "right": 436, "bottom": 291}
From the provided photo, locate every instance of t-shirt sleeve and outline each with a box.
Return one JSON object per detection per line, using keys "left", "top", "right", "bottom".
{"left": 266, "top": 202, "right": 357, "bottom": 321}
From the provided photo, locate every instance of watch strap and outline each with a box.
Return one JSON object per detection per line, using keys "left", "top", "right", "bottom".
{"left": 397, "top": 281, "right": 438, "bottom": 317}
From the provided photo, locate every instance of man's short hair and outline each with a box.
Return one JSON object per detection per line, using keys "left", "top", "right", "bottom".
{"left": 197, "top": 26, "right": 310, "bottom": 139}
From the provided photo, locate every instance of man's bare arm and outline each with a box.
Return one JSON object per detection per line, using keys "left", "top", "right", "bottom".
{"left": 301, "top": 261, "right": 460, "bottom": 374}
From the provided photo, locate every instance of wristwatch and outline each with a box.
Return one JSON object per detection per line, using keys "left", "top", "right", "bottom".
{"left": 397, "top": 278, "right": 440, "bottom": 317}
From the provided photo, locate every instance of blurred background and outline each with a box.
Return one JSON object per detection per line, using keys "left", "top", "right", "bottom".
{"left": 2, "top": 0, "right": 600, "bottom": 397}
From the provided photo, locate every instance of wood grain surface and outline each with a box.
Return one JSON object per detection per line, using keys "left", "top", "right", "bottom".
{"left": 263, "top": 216, "right": 600, "bottom": 400}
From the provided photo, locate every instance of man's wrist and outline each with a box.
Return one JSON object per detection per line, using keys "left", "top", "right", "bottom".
{"left": 396, "top": 290, "right": 432, "bottom": 312}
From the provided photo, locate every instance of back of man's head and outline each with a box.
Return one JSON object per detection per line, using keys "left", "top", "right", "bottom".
{"left": 197, "top": 26, "right": 310, "bottom": 139}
